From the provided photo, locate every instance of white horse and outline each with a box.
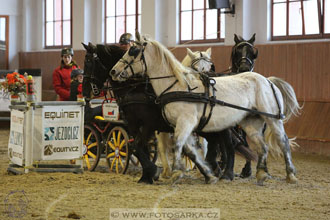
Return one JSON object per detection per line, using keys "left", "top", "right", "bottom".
{"left": 110, "top": 33, "right": 300, "bottom": 185}
{"left": 157, "top": 48, "right": 212, "bottom": 178}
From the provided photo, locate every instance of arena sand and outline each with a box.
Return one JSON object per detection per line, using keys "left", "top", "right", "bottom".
{"left": 0, "top": 128, "right": 329, "bottom": 220}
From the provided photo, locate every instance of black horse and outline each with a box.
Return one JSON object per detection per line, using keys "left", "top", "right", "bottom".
{"left": 82, "top": 43, "right": 255, "bottom": 183}
{"left": 223, "top": 33, "right": 259, "bottom": 178}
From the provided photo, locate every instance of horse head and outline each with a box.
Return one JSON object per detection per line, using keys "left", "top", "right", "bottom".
{"left": 110, "top": 31, "right": 148, "bottom": 81}
{"left": 231, "top": 33, "right": 258, "bottom": 73}
{"left": 181, "top": 48, "right": 214, "bottom": 73}
{"left": 82, "top": 42, "right": 125, "bottom": 98}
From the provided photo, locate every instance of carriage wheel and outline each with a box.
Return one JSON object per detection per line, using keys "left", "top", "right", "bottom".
{"left": 83, "top": 124, "right": 102, "bottom": 171}
{"left": 105, "top": 126, "right": 130, "bottom": 174}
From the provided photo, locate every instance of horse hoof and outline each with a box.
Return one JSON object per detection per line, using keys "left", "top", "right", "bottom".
{"left": 240, "top": 168, "right": 252, "bottom": 178}
{"left": 286, "top": 173, "right": 298, "bottom": 184}
{"left": 170, "top": 170, "right": 184, "bottom": 184}
{"left": 161, "top": 168, "right": 172, "bottom": 179}
{"left": 206, "top": 176, "right": 218, "bottom": 184}
{"left": 138, "top": 177, "right": 153, "bottom": 184}
{"left": 220, "top": 172, "right": 234, "bottom": 181}
{"left": 153, "top": 167, "right": 163, "bottom": 181}
{"left": 256, "top": 170, "right": 268, "bottom": 186}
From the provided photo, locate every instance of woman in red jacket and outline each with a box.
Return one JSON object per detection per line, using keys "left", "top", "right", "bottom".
{"left": 52, "top": 48, "right": 79, "bottom": 101}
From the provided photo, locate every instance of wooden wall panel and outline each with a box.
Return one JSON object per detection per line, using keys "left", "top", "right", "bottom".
{"left": 18, "top": 42, "right": 330, "bottom": 150}
{"left": 19, "top": 41, "right": 330, "bottom": 102}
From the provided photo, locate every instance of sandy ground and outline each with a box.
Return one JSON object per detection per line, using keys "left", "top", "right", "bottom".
{"left": 0, "top": 127, "right": 330, "bottom": 220}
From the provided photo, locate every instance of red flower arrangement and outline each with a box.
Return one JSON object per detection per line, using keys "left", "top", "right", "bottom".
{"left": 0, "top": 72, "right": 27, "bottom": 96}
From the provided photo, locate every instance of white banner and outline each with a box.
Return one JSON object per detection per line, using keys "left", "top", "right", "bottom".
{"left": 103, "top": 101, "right": 120, "bottom": 121}
{"left": 41, "top": 105, "right": 82, "bottom": 160}
{"left": 8, "top": 110, "right": 25, "bottom": 166}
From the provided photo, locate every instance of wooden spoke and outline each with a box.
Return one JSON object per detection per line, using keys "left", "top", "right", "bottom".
{"left": 106, "top": 152, "right": 115, "bottom": 159}
{"left": 84, "top": 155, "right": 91, "bottom": 170}
{"left": 107, "top": 141, "right": 116, "bottom": 151}
{"left": 87, "top": 142, "right": 97, "bottom": 149}
{"left": 87, "top": 151, "right": 97, "bottom": 159}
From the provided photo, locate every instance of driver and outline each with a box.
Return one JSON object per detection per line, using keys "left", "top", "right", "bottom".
{"left": 119, "top": 33, "right": 134, "bottom": 51}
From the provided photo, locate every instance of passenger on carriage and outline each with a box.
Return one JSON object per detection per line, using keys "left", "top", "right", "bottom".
{"left": 69, "top": 68, "right": 84, "bottom": 101}
{"left": 52, "top": 47, "right": 79, "bottom": 101}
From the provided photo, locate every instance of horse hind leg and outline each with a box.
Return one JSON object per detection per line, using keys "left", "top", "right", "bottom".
{"left": 240, "top": 117, "right": 270, "bottom": 185}
{"left": 264, "top": 119, "right": 297, "bottom": 184}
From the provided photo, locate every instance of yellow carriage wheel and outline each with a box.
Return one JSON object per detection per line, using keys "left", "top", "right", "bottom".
{"left": 83, "top": 124, "right": 102, "bottom": 171}
{"left": 105, "top": 126, "right": 130, "bottom": 174}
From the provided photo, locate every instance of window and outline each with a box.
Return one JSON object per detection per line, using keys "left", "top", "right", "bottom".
{"left": 272, "top": 0, "right": 330, "bottom": 40}
{"left": 179, "top": 0, "right": 225, "bottom": 44}
{"left": 105, "top": 0, "right": 141, "bottom": 44}
{"left": 45, "top": 0, "right": 72, "bottom": 48}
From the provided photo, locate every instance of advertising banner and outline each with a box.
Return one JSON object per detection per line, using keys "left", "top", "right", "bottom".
{"left": 41, "top": 105, "right": 82, "bottom": 160}
{"left": 8, "top": 110, "right": 25, "bottom": 166}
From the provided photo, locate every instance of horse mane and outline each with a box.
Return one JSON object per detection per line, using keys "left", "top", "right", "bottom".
{"left": 147, "top": 39, "right": 194, "bottom": 86}
{"left": 96, "top": 44, "right": 125, "bottom": 68}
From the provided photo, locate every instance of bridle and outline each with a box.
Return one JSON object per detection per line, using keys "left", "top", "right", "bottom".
{"left": 190, "top": 52, "right": 214, "bottom": 72}
{"left": 84, "top": 52, "right": 107, "bottom": 97}
{"left": 112, "top": 42, "right": 148, "bottom": 80}
{"left": 232, "top": 41, "right": 258, "bottom": 73}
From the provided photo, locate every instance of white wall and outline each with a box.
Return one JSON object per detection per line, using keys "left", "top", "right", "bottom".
{"left": 0, "top": 0, "right": 21, "bottom": 69}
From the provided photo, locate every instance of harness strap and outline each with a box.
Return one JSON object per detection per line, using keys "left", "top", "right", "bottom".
{"left": 196, "top": 73, "right": 215, "bottom": 131}
{"left": 268, "top": 79, "right": 285, "bottom": 120}
{"left": 212, "top": 99, "right": 284, "bottom": 119}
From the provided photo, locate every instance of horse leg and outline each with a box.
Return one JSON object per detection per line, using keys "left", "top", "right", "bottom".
{"left": 219, "top": 129, "right": 235, "bottom": 181}
{"left": 171, "top": 116, "right": 197, "bottom": 182}
{"left": 203, "top": 133, "right": 222, "bottom": 177}
{"left": 240, "top": 117, "right": 270, "bottom": 185}
{"left": 156, "top": 132, "right": 172, "bottom": 178}
{"left": 236, "top": 129, "right": 252, "bottom": 178}
{"left": 133, "top": 132, "right": 161, "bottom": 184}
{"left": 264, "top": 119, "right": 297, "bottom": 184}
{"left": 183, "top": 136, "right": 218, "bottom": 184}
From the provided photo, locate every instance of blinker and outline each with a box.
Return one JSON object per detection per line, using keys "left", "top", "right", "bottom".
{"left": 128, "top": 47, "right": 141, "bottom": 58}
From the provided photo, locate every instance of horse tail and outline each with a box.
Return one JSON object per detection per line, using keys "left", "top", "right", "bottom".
{"left": 264, "top": 126, "right": 299, "bottom": 157}
{"left": 268, "top": 76, "right": 302, "bottom": 123}
{"left": 263, "top": 76, "right": 301, "bottom": 156}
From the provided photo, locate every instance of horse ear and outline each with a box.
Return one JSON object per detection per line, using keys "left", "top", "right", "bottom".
{"left": 206, "top": 48, "right": 212, "bottom": 57}
{"left": 187, "top": 48, "right": 194, "bottom": 58}
{"left": 248, "top": 33, "right": 256, "bottom": 44}
{"left": 234, "top": 34, "right": 240, "bottom": 44}
{"left": 82, "top": 42, "right": 89, "bottom": 50}
{"left": 135, "top": 30, "right": 141, "bottom": 43}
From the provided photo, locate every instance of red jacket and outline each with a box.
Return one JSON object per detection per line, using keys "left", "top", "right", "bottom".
{"left": 53, "top": 65, "right": 78, "bottom": 101}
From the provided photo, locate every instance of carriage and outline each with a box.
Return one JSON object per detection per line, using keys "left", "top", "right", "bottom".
{"left": 82, "top": 96, "right": 157, "bottom": 174}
